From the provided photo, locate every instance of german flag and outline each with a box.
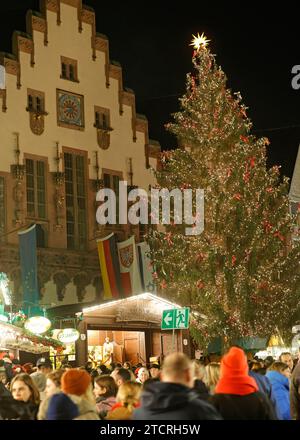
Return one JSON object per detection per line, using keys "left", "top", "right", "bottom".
{"left": 97, "top": 233, "right": 123, "bottom": 299}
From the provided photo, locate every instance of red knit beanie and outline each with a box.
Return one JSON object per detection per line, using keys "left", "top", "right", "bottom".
{"left": 61, "top": 369, "right": 91, "bottom": 396}
{"left": 220, "top": 346, "right": 248, "bottom": 377}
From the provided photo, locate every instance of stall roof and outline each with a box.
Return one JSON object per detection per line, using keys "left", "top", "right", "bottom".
{"left": 78, "top": 292, "right": 183, "bottom": 324}
{"left": 0, "top": 321, "right": 64, "bottom": 354}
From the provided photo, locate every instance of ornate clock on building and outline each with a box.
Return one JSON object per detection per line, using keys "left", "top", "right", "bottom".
{"left": 57, "top": 89, "right": 84, "bottom": 130}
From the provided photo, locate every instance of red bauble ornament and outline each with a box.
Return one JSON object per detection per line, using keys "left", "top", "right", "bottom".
{"left": 196, "top": 280, "right": 205, "bottom": 289}
{"left": 233, "top": 193, "right": 242, "bottom": 200}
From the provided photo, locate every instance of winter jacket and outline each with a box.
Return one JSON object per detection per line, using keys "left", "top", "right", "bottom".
{"left": 133, "top": 381, "right": 222, "bottom": 420}
{"left": 265, "top": 370, "right": 290, "bottom": 420}
{"left": 210, "top": 391, "right": 277, "bottom": 420}
{"left": 0, "top": 396, "right": 38, "bottom": 420}
{"left": 68, "top": 395, "right": 99, "bottom": 420}
{"left": 290, "top": 362, "right": 300, "bottom": 420}
{"left": 193, "top": 379, "right": 210, "bottom": 400}
{"left": 249, "top": 371, "right": 279, "bottom": 418}
{"left": 96, "top": 396, "right": 116, "bottom": 419}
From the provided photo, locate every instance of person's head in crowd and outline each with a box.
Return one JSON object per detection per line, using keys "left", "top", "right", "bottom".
{"left": 268, "top": 361, "right": 291, "bottom": 378}
{"left": 204, "top": 362, "right": 221, "bottom": 395}
{"left": 85, "top": 361, "right": 93, "bottom": 373}
{"left": 279, "top": 352, "right": 293, "bottom": 371}
{"left": 46, "top": 393, "right": 79, "bottom": 420}
{"left": 111, "top": 368, "right": 131, "bottom": 387}
{"left": 22, "top": 363, "right": 34, "bottom": 375}
{"left": 149, "top": 363, "right": 160, "bottom": 379}
{"left": 2, "top": 354, "right": 12, "bottom": 364}
{"left": 264, "top": 356, "right": 274, "bottom": 369}
{"left": 93, "top": 375, "right": 117, "bottom": 400}
{"left": 137, "top": 367, "right": 150, "bottom": 385}
{"left": 116, "top": 381, "right": 141, "bottom": 408}
{"left": 90, "top": 369, "right": 99, "bottom": 381}
{"left": 123, "top": 361, "right": 132, "bottom": 370}
{"left": 61, "top": 368, "right": 94, "bottom": 404}
{"left": 11, "top": 373, "right": 40, "bottom": 405}
{"left": 160, "top": 353, "right": 194, "bottom": 388}
{"left": 12, "top": 359, "right": 24, "bottom": 375}
{"left": 97, "top": 364, "right": 110, "bottom": 376}
{"left": 36, "top": 357, "right": 52, "bottom": 375}
{"left": 191, "top": 359, "right": 206, "bottom": 382}
{"left": 248, "top": 360, "right": 263, "bottom": 371}
{"left": 0, "top": 360, "right": 7, "bottom": 384}
{"left": 45, "top": 369, "right": 65, "bottom": 398}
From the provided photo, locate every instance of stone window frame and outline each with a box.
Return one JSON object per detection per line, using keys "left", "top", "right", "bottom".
{"left": 63, "top": 147, "right": 89, "bottom": 251}
{"left": 60, "top": 56, "right": 79, "bottom": 83}
{"left": 24, "top": 153, "right": 48, "bottom": 221}
{"left": 26, "top": 88, "right": 47, "bottom": 115}
{"left": 94, "top": 106, "right": 111, "bottom": 130}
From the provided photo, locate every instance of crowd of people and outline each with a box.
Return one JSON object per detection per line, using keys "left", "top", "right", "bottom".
{"left": 1, "top": 347, "right": 300, "bottom": 420}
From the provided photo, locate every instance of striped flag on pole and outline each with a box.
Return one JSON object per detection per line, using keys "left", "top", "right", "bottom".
{"left": 117, "top": 236, "right": 142, "bottom": 297}
{"left": 97, "top": 233, "right": 123, "bottom": 300}
{"left": 137, "top": 242, "right": 157, "bottom": 293}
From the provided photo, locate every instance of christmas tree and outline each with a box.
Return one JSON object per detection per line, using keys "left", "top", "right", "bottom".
{"left": 147, "top": 33, "right": 300, "bottom": 348}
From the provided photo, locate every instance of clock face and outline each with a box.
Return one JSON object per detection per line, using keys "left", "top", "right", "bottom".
{"left": 57, "top": 91, "right": 84, "bottom": 128}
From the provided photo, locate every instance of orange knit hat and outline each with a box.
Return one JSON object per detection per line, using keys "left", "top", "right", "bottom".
{"left": 61, "top": 369, "right": 91, "bottom": 396}
{"left": 220, "top": 346, "right": 248, "bottom": 377}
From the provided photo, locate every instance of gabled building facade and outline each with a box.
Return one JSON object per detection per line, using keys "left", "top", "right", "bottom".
{"left": 0, "top": 0, "right": 160, "bottom": 311}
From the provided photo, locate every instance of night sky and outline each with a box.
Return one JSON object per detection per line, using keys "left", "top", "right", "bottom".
{"left": 0, "top": 1, "right": 299, "bottom": 180}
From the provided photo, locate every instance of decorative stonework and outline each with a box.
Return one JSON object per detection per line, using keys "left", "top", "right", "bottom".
{"left": 52, "top": 171, "right": 65, "bottom": 231}
{"left": 97, "top": 130, "right": 110, "bottom": 150}
{"left": 26, "top": 11, "right": 48, "bottom": 46}
{"left": 0, "top": 243, "right": 101, "bottom": 304}
{"left": 52, "top": 270, "right": 71, "bottom": 301}
{"left": 122, "top": 90, "right": 137, "bottom": 140}
{"left": 94, "top": 34, "right": 109, "bottom": 85}
{"left": 29, "top": 112, "right": 45, "bottom": 135}
{"left": 11, "top": 164, "right": 26, "bottom": 226}
{"left": 0, "top": 89, "right": 7, "bottom": 112}
{"left": 73, "top": 271, "right": 89, "bottom": 302}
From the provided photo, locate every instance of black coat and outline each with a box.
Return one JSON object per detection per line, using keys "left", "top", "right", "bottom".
{"left": 133, "top": 381, "right": 222, "bottom": 420}
{"left": 0, "top": 396, "right": 38, "bottom": 420}
{"left": 210, "top": 392, "right": 277, "bottom": 420}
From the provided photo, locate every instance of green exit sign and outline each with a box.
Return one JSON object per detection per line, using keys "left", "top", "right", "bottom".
{"left": 161, "top": 307, "right": 190, "bottom": 330}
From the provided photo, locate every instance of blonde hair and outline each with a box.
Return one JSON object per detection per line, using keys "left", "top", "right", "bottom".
{"left": 191, "top": 359, "right": 206, "bottom": 381}
{"left": 116, "top": 381, "right": 141, "bottom": 412}
{"left": 47, "top": 369, "right": 65, "bottom": 388}
{"left": 204, "top": 362, "right": 220, "bottom": 394}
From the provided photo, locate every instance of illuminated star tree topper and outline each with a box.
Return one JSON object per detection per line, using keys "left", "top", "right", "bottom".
{"left": 190, "top": 32, "right": 210, "bottom": 51}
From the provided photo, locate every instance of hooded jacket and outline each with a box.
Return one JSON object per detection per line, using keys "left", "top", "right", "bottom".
{"left": 266, "top": 370, "right": 291, "bottom": 420}
{"left": 133, "top": 381, "right": 222, "bottom": 420}
{"left": 211, "top": 347, "right": 276, "bottom": 420}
